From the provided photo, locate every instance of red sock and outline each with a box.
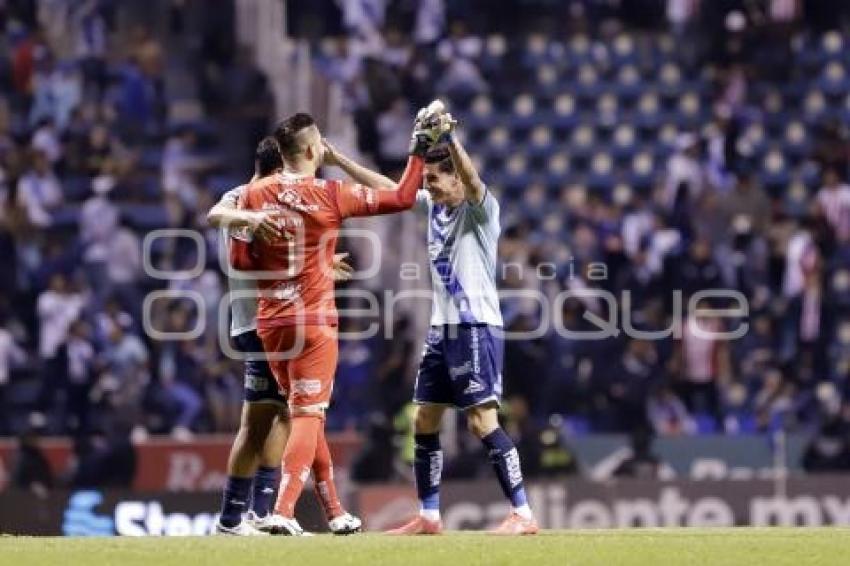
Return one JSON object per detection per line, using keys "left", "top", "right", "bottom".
{"left": 312, "top": 423, "right": 344, "bottom": 520}
{"left": 275, "top": 415, "right": 321, "bottom": 518}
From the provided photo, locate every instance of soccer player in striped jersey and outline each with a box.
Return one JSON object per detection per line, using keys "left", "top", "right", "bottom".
{"left": 325, "top": 104, "right": 539, "bottom": 535}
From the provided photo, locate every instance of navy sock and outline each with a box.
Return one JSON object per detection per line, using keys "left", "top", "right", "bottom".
{"left": 413, "top": 433, "right": 442, "bottom": 512}
{"left": 219, "top": 476, "right": 253, "bottom": 527}
{"left": 251, "top": 466, "right": 280, "bottom": 518}
{"left": 480, "top": 428, "right": 528, "bottom": 508}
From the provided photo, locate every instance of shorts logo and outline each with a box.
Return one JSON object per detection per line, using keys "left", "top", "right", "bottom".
{"left": 449, "top": 361, "right": 472, "bottom": 379}
{"left": 245, "top": 374, "right": 269, "bottom": 392}
{"left": 463, "top": 379, "right": 484, "bottom": 395}
{"left": 293, "top": 379, "right": 322, "bottom": 396}
{"left": 471, "top": 327, "right": 481, "bottom": 375}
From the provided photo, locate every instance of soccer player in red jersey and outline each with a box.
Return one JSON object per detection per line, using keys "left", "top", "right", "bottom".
{"left": 230, "top": 112, "right": 436, "bottom": 535}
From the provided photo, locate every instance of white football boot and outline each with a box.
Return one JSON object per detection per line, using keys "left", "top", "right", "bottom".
{"left": 213, "top": 519, "right": 268, "bottom": 536}
{"left": 328, "top": 512, "right": 363, "bottom": 535}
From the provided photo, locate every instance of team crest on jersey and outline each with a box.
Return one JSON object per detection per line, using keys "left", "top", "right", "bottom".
{"left": 277, "top": 187, "right": 320, "bottom": 212}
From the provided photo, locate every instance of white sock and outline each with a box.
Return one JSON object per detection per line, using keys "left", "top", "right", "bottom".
{"left": 420, "top": 508, "right": 441, "bottom": 522}
{"left": 513, "top": 504, "right": 533, "bottom": 520}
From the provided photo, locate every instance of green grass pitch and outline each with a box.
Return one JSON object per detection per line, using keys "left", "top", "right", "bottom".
{"left": 2, "top": 529, "right": 849, "bottom": 566}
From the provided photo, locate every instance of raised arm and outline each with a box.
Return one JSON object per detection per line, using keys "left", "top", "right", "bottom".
{"left": 446, "top": 133, "right": 486, "bottom": 204}
{"left": 323, "top": 139, "right": 396, "bottom": 189}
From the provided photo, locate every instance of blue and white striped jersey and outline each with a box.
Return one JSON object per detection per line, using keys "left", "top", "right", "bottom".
{"left": 418, "top": 189, "right": 503, "bottom": 327}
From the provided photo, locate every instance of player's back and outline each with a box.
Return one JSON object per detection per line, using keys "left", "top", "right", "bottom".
{"left": 238, "top": 173, "right": 341, "bottom": 329}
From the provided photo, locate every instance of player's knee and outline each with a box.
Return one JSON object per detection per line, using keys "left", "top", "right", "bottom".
{"left": 465, "top": 405, "right": 499, "bottom": 438}
{"left": 413, "top": 406, "right": 442, "bottom": 434}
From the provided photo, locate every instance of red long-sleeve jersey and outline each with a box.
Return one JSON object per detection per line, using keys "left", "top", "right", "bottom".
{"left": 231, "top": 156, "right": 423, "bottom": 329}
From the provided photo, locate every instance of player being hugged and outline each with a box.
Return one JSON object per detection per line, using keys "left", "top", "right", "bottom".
{"left": 325, "top": 102, "right": 539, "bottom": 535}
{"left": 230, "top": 112, "right": 433, "bottom": 535}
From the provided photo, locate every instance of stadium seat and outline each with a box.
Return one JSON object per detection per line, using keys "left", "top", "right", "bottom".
{"left": 587, "top": 151, "right": 615, "bottom": 190}
{"left": 635, "top": 92, "right": 662, "bottom": 131}
{"left": 782, "top": 121, "right": 811, "bottom": 161}
{"left": 611, "top": 34, "right": 638, "bottom": 67}
{"left": 545, "top": 151, "right": 571, "bottom": 187}
{"left": 630, "top": 151, "right": 656, "bottom": 187}
{"left": 803, "top": 90, "right": 829, "bottom": 124}
{"left": 509, "top": 94, "right": 538, "bottom": 131}
{"left": 527, "top": 125, "right": 555, "bottom": 159}
{"left": 486, "top": 126, "right": 512, "bottom": 158}
{"left": 569, "top": 125, "right": 596, "bottom": 160}
{"left": 595, "top": 93, "right": 620, "bottom": 130}
{"left": 818, "top": 62, "right": 850, "bottom": 97}
{"left": 615, "top": 65, "right": 643, "bottom": 103}
{"left": 611, "top": 124, "right": 637, "bottom": 161}
{"left": 550, "top": 93, "right": 579, "bottom": 131}
{"left": 761, "top": 149, "right": 790, "bottom": 187}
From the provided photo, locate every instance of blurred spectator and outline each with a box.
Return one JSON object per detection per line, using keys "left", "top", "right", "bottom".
{"left": 0, "top": 318, "right": 27, "bottom": 434}
{"left": 612, "top": 428, "right": 675, "bottom": 480}
{"left": 17, "top": 149, "right": 62, "bottom": 228}
{"left": 10, "top": 427, "right": 54, "bottom": 496}
{"left": 648, "top": 385, "right": 695, "bottom": 436}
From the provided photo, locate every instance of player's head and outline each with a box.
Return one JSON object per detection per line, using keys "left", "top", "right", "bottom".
{"left": 254, "top": 136, "right": 283, "bottom": 177}
{"left": 423, "top": 144, "right": 463, "bottom": 206}
{"left": 273, "top": 112, "right": 324, "bottom": 171}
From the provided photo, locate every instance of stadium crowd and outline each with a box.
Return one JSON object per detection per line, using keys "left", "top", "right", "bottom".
{"left": 1, "top": 0, "right": 850, "bottom": 481}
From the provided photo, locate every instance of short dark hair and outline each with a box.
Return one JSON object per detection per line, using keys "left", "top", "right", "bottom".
{"left": 424, "top": 144, "right": 455, "bottom": 174}
{"left": 273, "top": 112, "right": 316, "bottom": 157}
{"left": 255, "top": 136, "right": 282, "bottom": 176}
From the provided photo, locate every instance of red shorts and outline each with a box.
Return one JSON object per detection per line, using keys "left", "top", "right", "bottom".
{"left": 257, "top": 324, "right": 338, "bottom": 411}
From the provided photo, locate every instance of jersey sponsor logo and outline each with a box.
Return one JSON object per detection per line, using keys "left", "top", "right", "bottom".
{"left": 293, "top": 378, "right": 322, "bottom": 396}
{"left": 449, "top": 361, "right": 473, "bottom": 379}
{"left": 277, "top": 187, "right": 320, "bottom": 213}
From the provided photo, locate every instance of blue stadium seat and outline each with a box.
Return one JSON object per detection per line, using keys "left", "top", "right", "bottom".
{"left": 527, "top": 125, "right": 556, "bottom": 159}
{"left": 611, "top": 124, "right": 638, "bottom": 161}
{"left": 614, "top": 65, "right": 643, "bottom": 103}
{"left": 634, "top": 92, "right": 662, "bottom": 131}
{"left": 675, "top": 91, "right": 704, "bottom": 128}
{"left": 549, "top": 93, "right": 580, "bottom": 130}
{"left": 629, "top": 151, "right": 656, "bottom": 187}
{"left": 508, "top": 93, "right": 538, "bottom": 131}
{"left": 545, "top": 152, "right": 571, "bottom": 187}
{"left": 818, "top": 62, "right": 850, "bottom": 97}
{"left": 761, "top": 149, "right": 791, "bottom": 187}
{"left": 587, "top": 151, "right": 615, "bottom": 190}
{"left": 782, "top": 121, "right": 811, "bottom": 161}
{"left": 569, "top": 125, "right": 596, "bottom": 159}
{"left": 486, "top": 125, "right": 512, "bottom": 158}
{"left": 610, "top": 34, "right": 638, "bottom": 67}
{"left": 802, "top": 89, "right": 829, "bottom": 125}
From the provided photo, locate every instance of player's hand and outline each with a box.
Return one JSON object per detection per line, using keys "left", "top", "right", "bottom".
{"left": 332, "top": 252, "right": 354, "bottom": 282}
{"left": 245, "top": 210, "right": 282, "bottom": 242}
{"left": 321, "top": 138, "right": 339, "bottom": 166}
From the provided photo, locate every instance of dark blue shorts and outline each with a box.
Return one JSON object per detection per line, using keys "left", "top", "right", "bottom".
{"left": 414, "top": 324, "right": 504, "bottom": 410}
{"left": 233, "top": 330, "right": 286, "bottom": 405}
